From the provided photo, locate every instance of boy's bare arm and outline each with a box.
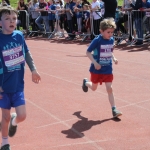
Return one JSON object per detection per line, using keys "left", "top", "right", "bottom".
{"left": 112, "top": 53, "right": 118, "bottom": 64}
{"left": 86, "top": 51, "right": 101, "bottom": 70}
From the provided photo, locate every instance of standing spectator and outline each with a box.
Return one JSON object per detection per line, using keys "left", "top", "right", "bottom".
{"left": 17, "top": 0, "right": 28, "bottom": 32}
{"left": 57, "top": 0, "right": 65, "bottom": 38}
{"left": 90, "top": 0, "right": 102, "bottom": 39}
{"left": 130, "top": 0, "right": 144, "bottom": 45}
{"left": 70, "top": 0, "right": 77, "bottom": 33}
{"left": 102, "top": 0, "right": 117, "bottom": 19}
{"left": 48, "top": 0, "right": 55, "bottom": 34}
{"left": 35, "top": 0, "right": 50, "bottom": 37}
{"left": 83, "top": 4, "right": 91, "bottom": 39}
{"left": 28, "top": 0, "right": 40, "bottom": 36}
{"left": 54, "top": 0, "right": 65, "bottom": 37}
{"left": 141, "top": 0, "right": 150, "bottom": 39}
{"left": 64, "top": 0, "right": 75, "bottom": 40}
{"left": 74, "top": 0, "right": 82, "bottom": 34}
{"left": 116, "top": 0, "right": 135, "bottom": 44}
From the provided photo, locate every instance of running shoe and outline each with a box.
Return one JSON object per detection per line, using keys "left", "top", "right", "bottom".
{"left": 8, "top": 113, "right": 17, "bottom": 137}
{"left": 1, "top": 144, "right": 11, "bottom": 150}
{"left": 82, "top": 78, "right": 88, "bottom": 92}
{"left": 112, "top": 109, "right": 122, "bottom": 118}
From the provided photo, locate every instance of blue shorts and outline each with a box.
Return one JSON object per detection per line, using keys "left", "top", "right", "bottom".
{"left": 0, "top": 92, "right": 25, "bottom": 109}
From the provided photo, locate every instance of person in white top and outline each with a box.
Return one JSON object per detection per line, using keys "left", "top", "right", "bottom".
{"left": 90, "top": 0, "right": 102, "bottom": 39}
{"left": 91, "top": 0, "right": 101, "bottom": 20}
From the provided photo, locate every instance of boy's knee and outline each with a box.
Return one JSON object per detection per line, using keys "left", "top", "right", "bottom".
{"left": 91, "top": 87, "right": 97, "bottom": 91}
{"left": 17, "top": 114, "right": 26, "bottom": 122}
{"left": 106, "top": 86, "right": 113, "bottom": 94}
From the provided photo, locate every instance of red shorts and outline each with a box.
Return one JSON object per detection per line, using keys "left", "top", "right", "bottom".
{"left": 85, "top": 20, "right": 91, "bottom": 30}
{"left": 90, "top": 73, "right": 113, "bottom": 85}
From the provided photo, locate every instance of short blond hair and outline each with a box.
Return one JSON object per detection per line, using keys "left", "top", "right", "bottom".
{"left": 100, "top": 18, "right": 116, "bottom": 31}
{"left": 83, "top": 4, "right": 89, "bottom": 8}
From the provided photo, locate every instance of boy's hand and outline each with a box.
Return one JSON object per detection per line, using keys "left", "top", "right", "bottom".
{"left": 94, "top": 62, "right": 101, "bottom": 70}
{"left": 0, "top": 87, "right": 3, "bottom": 99}
{"left": 32, "top": 70, "right": 41, "bottom": 84}
{"left": 113, "top": 58, "right": 118, "bottom": 64}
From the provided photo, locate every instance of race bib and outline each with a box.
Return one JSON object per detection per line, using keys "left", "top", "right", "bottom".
{"left": 99, "top": 44, "right": 113, "bottom": 66}
{"left": 146, "top": 12, "right": 150, "bottom": 17}
{"left": 2, "top": 45, "right": 25, "bottom": 67}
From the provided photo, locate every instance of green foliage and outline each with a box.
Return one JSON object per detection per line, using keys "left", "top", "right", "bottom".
{"left": 10, "top": 0, "right": 19, "bottom": 9}
{"left": 118, "top": 0, "right": 123, "bottom": 6}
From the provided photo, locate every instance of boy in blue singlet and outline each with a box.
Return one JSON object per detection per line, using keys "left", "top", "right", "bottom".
{"left": 82, "top": 18, "right": 122, "bottom": 118}
{"left": 0, "top": 6, "right": 41, "bottom": 150}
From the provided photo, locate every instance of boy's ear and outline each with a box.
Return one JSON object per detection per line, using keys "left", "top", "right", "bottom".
{"left": 0, "top": 21, "right": 2, "bottom": 26}
{"left": 100, "top": 29, "right": 103, "bottom": 34}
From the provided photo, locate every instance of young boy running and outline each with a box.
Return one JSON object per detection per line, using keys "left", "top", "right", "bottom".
{"left": 0, "top": 6, "right": 41, "bottom": 150}
{"left": 82, "top": 18, "right": 122, "bottom": 118}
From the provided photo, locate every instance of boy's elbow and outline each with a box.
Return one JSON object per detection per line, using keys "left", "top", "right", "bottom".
{"left": 86, "top": 51, "right": 89, "bottom": 56}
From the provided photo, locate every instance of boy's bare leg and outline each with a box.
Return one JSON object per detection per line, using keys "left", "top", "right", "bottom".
{"left": 1, "top": 108, "right": 11, "bottom": 146}
{"left": 105, "top": 82, "right": 122, "bottom": 117}
{"left": 85, "top": 81, "right": 98, "bottom": 91}
{"left": 1, "top": 109, "right": 11, "bottom": 137}
{"left": 15, "top": 105, "right": 26, "bottom": 124}
{"left": 9, "top": 105, "right": 26, "bottom": 137}
{"left": 105, "top": 82, "right": 115, "bottom": 107}
{"left": 82, "top": 78, "right": 98, "bottom": 92}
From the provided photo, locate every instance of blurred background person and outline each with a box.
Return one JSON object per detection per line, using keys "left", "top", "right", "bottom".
{"left": 28, "top": 0, "right": 40, "bottom": 36}
{"left": 102, "top": 0, "right": 117, "bottom": 19}
{"left": 17, "top": 0, "right": 28, "bottom": 32}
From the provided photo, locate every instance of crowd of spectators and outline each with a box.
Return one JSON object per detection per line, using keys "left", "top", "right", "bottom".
{"left": 0, "top": 0, "right": 118, "bottom": 40}
{"left": 1, "top": 0, "right": 150, "bottom": 45}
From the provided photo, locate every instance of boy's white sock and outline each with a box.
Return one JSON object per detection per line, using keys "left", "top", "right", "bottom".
{"left": 1, "top": 137, "right": 9, "bottom": 146}
{"left": 112, "top": 106, "right": 116, "bottom": 111}
{"left": 12, "top": 117, "right": 17, "bottom": 126}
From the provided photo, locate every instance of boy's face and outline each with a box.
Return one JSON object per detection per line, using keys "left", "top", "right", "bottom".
{"left": 100, "top": 28, "right": 115, "bottom": 40}
{"left": 83, "top": 6, "right": 88, "bottom": 10}
{"left": 64, "top": 0, "right": 69, "bottom": 3}
{"left": 0, "top": 12, "right": 17, "bottom": 34}
{"left": 142, "top": 0, "right": 146, "bottom": 3}
{"left": 40, "top": 0, "right": 44, "bottom": 3}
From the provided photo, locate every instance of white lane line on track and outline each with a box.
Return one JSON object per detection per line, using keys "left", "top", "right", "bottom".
{"left": 33, "top": 55, "right": 150, "bottom": 82}
{"left": 28, "top": 45, "right": 150, "bottom": 57}
{"left": 36, "top": 118, "right": 78, "bottom": 128}
{"left": 26, "top": 99, "right": 104, "bottom": 150}
{"left": 29, "top": 47, "right": 150, "bottom": 66}
{"left": 48, "top": 139, "right": 114, "bottom": 149}
{"left": 37, "top": 71, "right": 150, "bottom": 110}
{"left": 118, "top": 99, "right": 150, "bottom": 111}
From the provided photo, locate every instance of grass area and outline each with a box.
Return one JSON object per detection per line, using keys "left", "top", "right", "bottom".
{"left": 10, "top": 0, "right": 18, "bottom": 8}
{"left": 118, "top": 0, "right": 123, "bottom": 6}
{"left": 9, "top": 0, "right": 123, "bottom": 9}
